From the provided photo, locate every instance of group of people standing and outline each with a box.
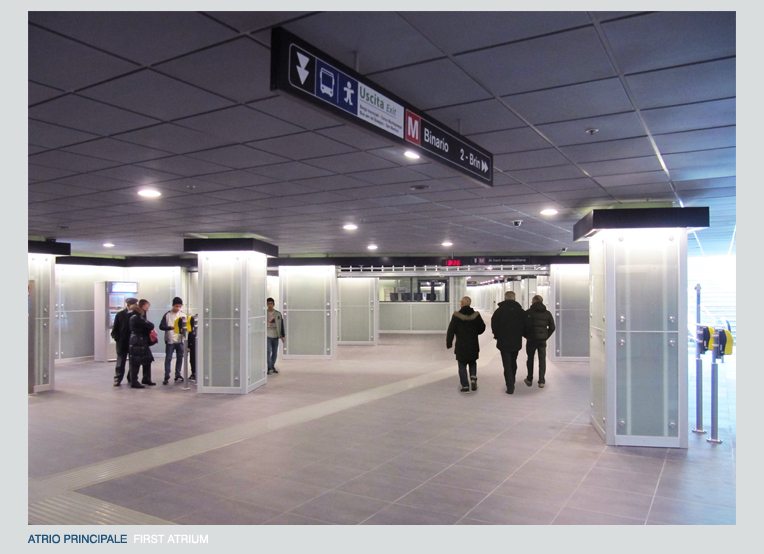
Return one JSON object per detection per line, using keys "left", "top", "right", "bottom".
{"left": 446, "top": 292, "right": 556, "bottom": 394}
{"left": 111, "top": 296, "right": 196, "bottom": 389}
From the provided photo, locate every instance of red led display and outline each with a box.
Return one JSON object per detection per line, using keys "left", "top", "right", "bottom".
{"left": 445, "top": 259, "right": 461, "bottom": 266}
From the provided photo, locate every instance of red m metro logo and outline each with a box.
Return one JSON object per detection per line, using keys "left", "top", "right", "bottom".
{"left": 405, "top": 111, "right": 421, "bottom": 145}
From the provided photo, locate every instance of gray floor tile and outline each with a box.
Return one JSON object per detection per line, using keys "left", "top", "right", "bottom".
{"left": 397, "top": 482, "right": 488, "bottom": 518}
{"left": 513, "top": 458, "right": 593, "bottom": 484}
{"left": 404, "top": 442, "right": 474, "bottom": 465}
{"left": 76, "top": 474, "right": 175, "bottom": 505}
{"left": 647, "top": 496, "right": 736, "bottom": 525}
{"left": 655, "top": 476, "right": 736, "bottom": 508}
{"left": 466, "top": 493, "right": 561, "bottom": 525}
{"left": 232, "top": 478, "right": 329, "bottom": 512}
{"left": 280, "top": 462, "right": 367, "bottom": 489}
{"left": 290, "top": 490, "right": 390, "bottom": 525}
{"left": 581, "top": 466, "right": 660, "bottom": 496}
{"left": 336, "top": 471, "right": 422, "bottom": 502}
{"left": 493, "top": 475, "right": 578, "bottom": 505}
{"left": 455, "top": 449, "right": 526, "bottom": 474}
{"left": 594, "top": 451, "right": 666, "bottom": 476}
{"left": 319, "top": 443, "right": 403, "bottom": 471}
{"left": 264, "top": 512, "right": 334, "bottom": 525}
{"left": 363, "top": 503, "right": 460, "bottom": 525}
{"left": 373, "top": 455, "right": 450, "bottom": 481}
{"left": 565, "top": 484, "right": 653, "bottom": 520}
{"left": 553, "top": 507, "right": 645, "bottom": 525}
{"left": 429, "top": 464, "right": 511, "bottom": 493}
{"left": 175, "top": 498, "right": 283, "bottom": 525}
{"left": 119, "top": 484, "right": 227, "bottom": 521}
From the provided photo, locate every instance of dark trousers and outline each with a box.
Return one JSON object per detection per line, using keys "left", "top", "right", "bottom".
{"left": 164, "top": 343, "right": 185, "bottom": 380}
{"left": 114, "top": 345, "right": 128, "bottom": 384}
{"left": 129, "top": 361, "right": 152, "bottom": 385}
{"left": 457, "top": 360, "right": 477, "bottom": 388}
{"left": 500, "top": 350, "right": 519, "bottom": 392}
{"left": 526, "top": 340, "right": 547, "bottom": 384}
{"left": 188, "top": 341, "right": 196, "bottom": 377}
{"left": 267, "top": 337, "right": 280, "bottom": 369}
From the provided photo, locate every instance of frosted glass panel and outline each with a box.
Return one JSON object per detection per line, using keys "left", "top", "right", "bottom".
{"left": 285, "top": 311, "right": 328, "bottom": 355}
{"left": 340, "top": 307, "right": 372, "bottom": 341}
{"left": 556, "top": 310, "right": 589, "bottom": 358}
{"left": 248, "top": 255, "right": 266, "bottom": 318}
{"left": 283, "top": 269, "right": 330, "bottom": 309}
{"left": 58, "top": 311, "right": 95, "bottom": 358}
{"left": 203, "top": 256, "right": 240, "bottom": 319}
{"left": 412, "top": 303, "right": 450, "bottom": 331}
{"left": 590, "top": 327, "right": 606, "bottom": 432}
{"left": 127, "top": 266, "right": 180, "bottom": 311}
{"left": 204, "top": 318, "right": 239, "bottom": 388}
{"left": 58, "top": 265, "right": 124, "bottom": 311}
{"left": 615, "top": 233, "right": 679, "bottom": 332}
{"left": 248, "top": 316, "right": 265, "bottom": 384}
{"left": 616, "top": 331, "right": 679, "bottom": 437}
{"left": 380, "top": 303, "right": 411, "bottom": 331}
{"left": 339, "top": 278, "right": 371, "bottom": 305}
{"left": 34, "top": 319, "right": 51, "bottom": 385}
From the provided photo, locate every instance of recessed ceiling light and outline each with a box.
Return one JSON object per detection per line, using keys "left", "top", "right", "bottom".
{"left": 540, "top": 209, "right": 558, "bottom": 215}
{"left": 442, "top": 241, "right": 453, "bottom": 247}
{"left": 404, "top": 150, "right": 420, "bottom": 159}
{"left": 138, "top": 189, "right": 161, "bottom": 198}
{"left": 367, "top": 244, "right": 378, "bottom": 250}
{"left": 103, "top": 243, "right": 115, "bottom": 248}
{"left": 343, "top": 224, "right": 358, "bottom": 230}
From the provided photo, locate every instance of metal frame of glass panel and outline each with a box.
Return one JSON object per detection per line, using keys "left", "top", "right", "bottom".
{"left": 28, "top": 254, "right": 55, "bottom": 392}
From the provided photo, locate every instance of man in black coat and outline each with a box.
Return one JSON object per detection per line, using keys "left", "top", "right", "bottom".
{"left": 446, "top": 296, "right": 486, "bottom": 393}
{"left": 128, "top": 299, "right": 156, "bottom": 389}
{"left": 491, "top": 291, "right": 526, "bottom": 394}
{"left": 523, "top": 295, "right": 556, "bottom": 389}
{"left": 111, "top": 297, "right": 138, "bottom": 386}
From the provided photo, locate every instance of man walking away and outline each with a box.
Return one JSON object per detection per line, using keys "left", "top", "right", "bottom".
{"left": 112, "top": 297, "right": 138, "bottom": 386}
{"left": 266, "top": 298, "right": 285, "bottom": 375}
{"left": 524, "top": 295, "right": 556, "bottom": 388}
{"left": 446, "top": 296, "right": 486, "bottom": 393}
{"left": 159, "top": 297, "right": 187, "bottom": 385}
{"left": 491, "top": 291, "right": 525, "bottom": 394}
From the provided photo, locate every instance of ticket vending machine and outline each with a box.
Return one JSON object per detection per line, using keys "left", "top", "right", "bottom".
{"left": 94, "top": 281, "right": 139, "bottom": 362}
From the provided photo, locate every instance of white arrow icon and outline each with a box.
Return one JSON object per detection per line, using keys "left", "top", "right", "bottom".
{"left": 296, "top": 52, "right": 310, "bottom": 85}
{"left": 481, "top": 160, "right": 488, "bottom": 172}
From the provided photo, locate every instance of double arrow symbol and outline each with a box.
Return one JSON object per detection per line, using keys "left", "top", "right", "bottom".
{"left": 296, "top": 52, "right": 310, "bottom": 85}
{"left": 481, "top": 160, "right": 488, "bottom": 173}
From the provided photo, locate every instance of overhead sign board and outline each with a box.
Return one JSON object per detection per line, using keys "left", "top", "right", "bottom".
{"left": 271, "top": 27, "right": 493, "bottom": 187}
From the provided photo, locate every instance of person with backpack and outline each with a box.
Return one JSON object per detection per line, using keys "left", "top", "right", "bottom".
{"left": 523, "top": 295, "right": 556, "bottom": 389}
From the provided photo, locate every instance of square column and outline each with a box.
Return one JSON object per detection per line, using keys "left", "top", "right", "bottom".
{"left": 575, "top": 208, "right": 709, "bottom": 448}
{"left": 186, "top": 238, "right": 276, "bottom": 395}
{"left": 28, "top": 241, "right": 70, "bottom": 393}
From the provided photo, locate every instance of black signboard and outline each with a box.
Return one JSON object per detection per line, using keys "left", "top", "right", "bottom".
{"left": 270, "top": 27, "right": 493, "bottom": 187}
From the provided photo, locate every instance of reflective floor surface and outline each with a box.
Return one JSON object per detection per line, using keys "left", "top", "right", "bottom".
{"left": 28, "top": 333, "right": 736, "bottom": 525}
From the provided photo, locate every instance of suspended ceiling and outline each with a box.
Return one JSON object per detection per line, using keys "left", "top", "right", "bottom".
{"left": 28, "top": 11, "right": 736, "bottom": 258}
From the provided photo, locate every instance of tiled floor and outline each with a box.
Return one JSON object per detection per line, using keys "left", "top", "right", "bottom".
{"left": 28, "top": 333, "right": 736, "bottom": 525}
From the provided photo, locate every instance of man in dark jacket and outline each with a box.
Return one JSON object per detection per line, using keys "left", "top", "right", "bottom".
{"left": 523, "top": 295, "right": 556, "bottom": 388}
{"left": 491, "top": 291, "right": 526, "bottom": 394}
{"left": 128, "top": 299, "right": 156, "bottom": 389}
{"left": 446, "top": 297, "right": 486, "bottom": 393}
{"left": 111, "top": 297, "right": 138, "bottom": 386}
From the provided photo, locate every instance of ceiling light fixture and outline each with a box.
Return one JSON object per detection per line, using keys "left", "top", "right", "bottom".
{"left": 103, "top": 243, "right": 115, "bottom": 248}
{"left": 138, "top": 189, "right": 161, "bottom": 198}
{"left": 585, "top": 128, "right": 599, "bottom": 135}
{"left": 442, "top": 241, "right": 453, "bottom": 247}
{"left": 367, "top": 244, "right": 378, "bottom": 250}
{"left": 404, "top": 151, "right": 420, "bottom": 159}
{"left": 540, "top": 209, "right": 558, "bottom": 216}
{"left": 343, "top": 224, "right": 358, "bottom": 230}
{"left": 410, "top": 184, "right": 430, "bottom": 191}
